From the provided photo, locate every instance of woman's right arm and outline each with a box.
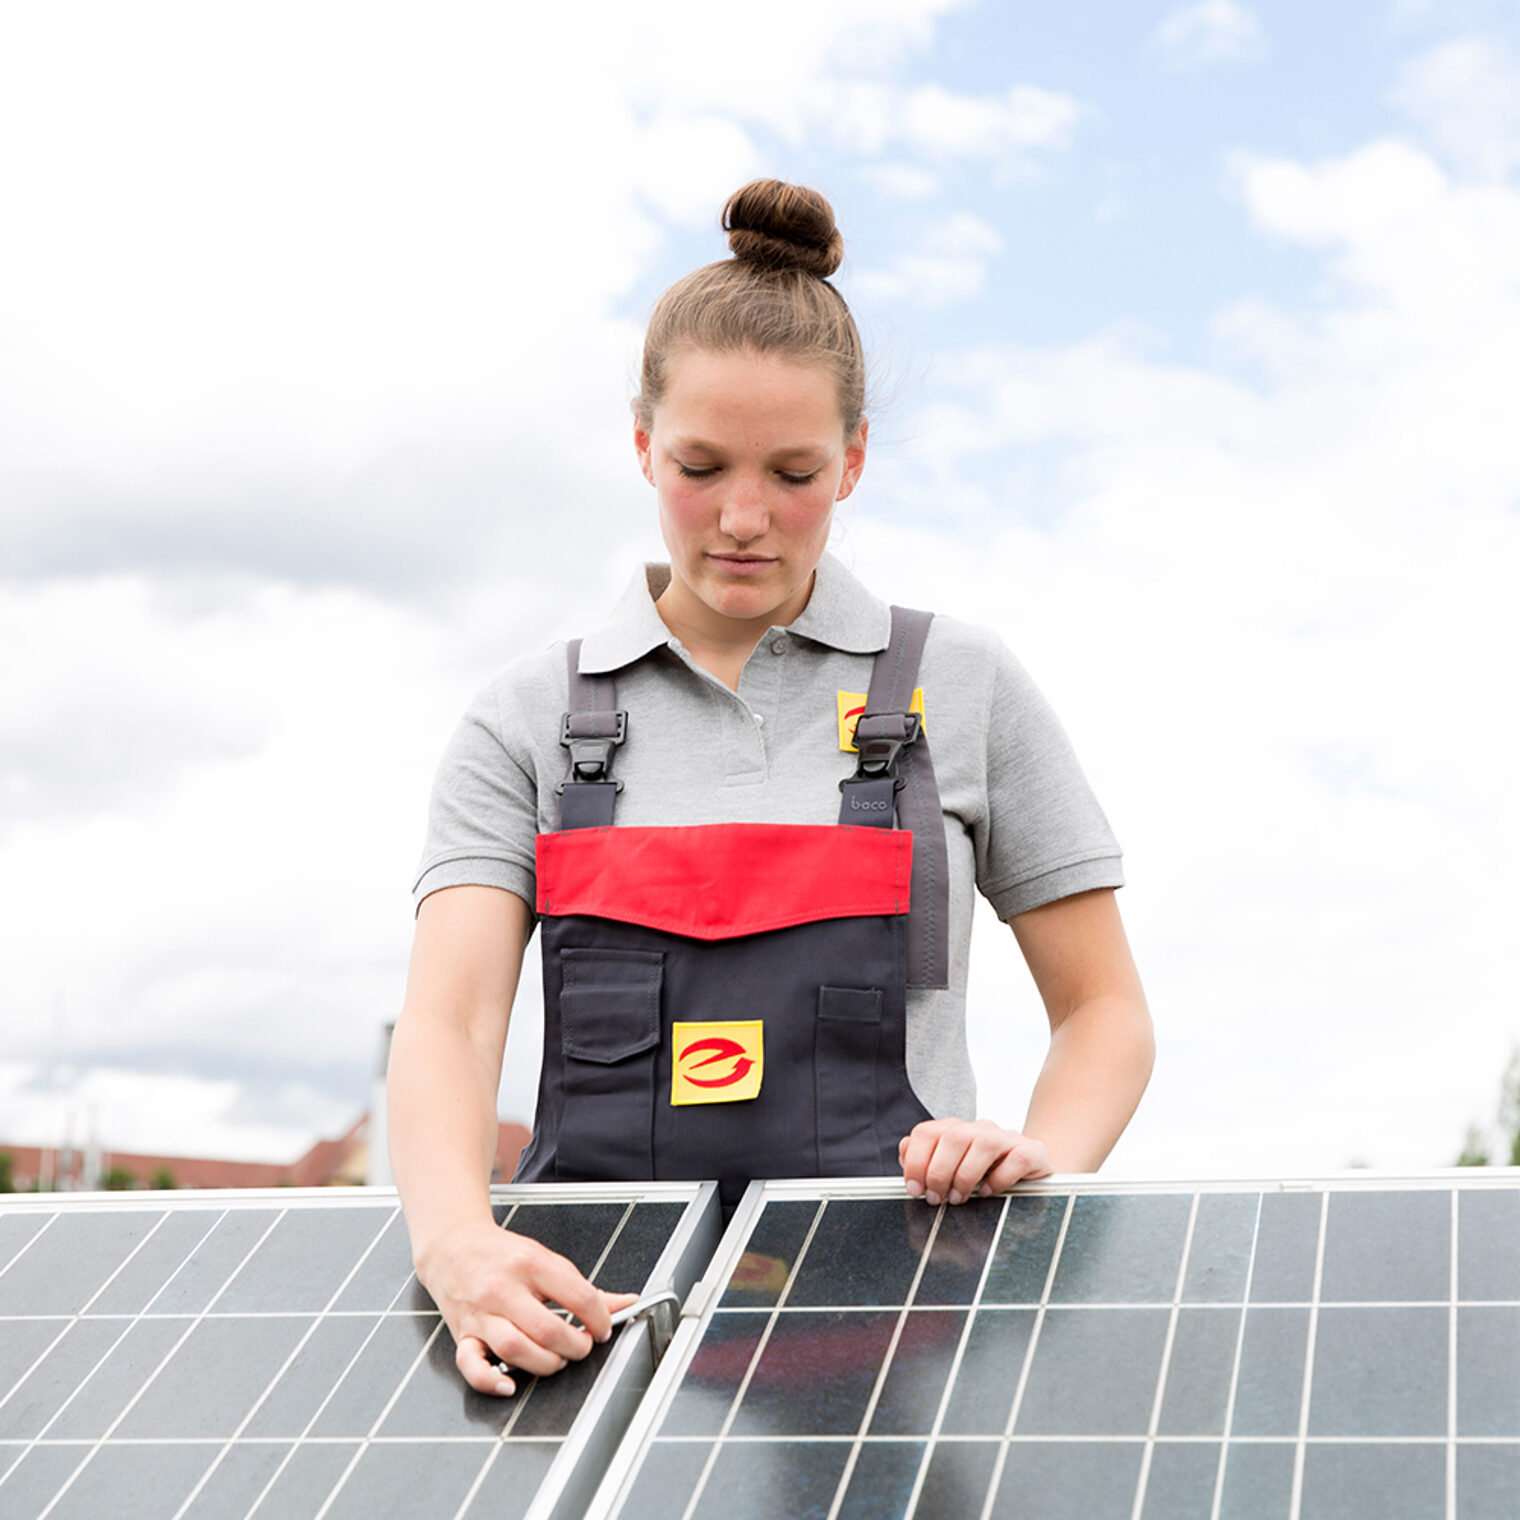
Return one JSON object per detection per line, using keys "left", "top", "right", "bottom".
{"left": 388, "top": 884, "right": 633, "bottom": 1396}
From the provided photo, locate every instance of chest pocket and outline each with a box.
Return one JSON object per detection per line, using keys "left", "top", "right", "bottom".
{"left": 556, "top": 948, "right": 662, "bottom": 1179}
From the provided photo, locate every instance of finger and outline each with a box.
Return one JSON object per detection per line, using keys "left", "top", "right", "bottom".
{"left": 899, "top": 1122, "right": 950, "bottom": 1198}
{"left": 946, "top": 1134, "right": 1011, "bottom": 1203}
{"left": 532, "top": 1258, "right": 622, "bottom": 1345}
{"left": 920, "top": 1134, "right": 976, "bottom": 1205}
{"left": 477, "top": 1312, "right": 579, "bottom": 1379}
{"left": 505, "top": 1296, "right": 598, "bottom": 1364}
{"left": 566, "top": 1289, "right": 641, "bottom": 1340}
{"left": 981, "top": 1142, "right": 1055, "bottom": 1195}
{"left": 456, "top": 1335, "right": 516, "bottom": 1398}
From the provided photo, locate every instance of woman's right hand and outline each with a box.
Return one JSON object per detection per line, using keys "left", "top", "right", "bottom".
{"left": 417, "top": 1219, "right": 639, "bottom": 1396}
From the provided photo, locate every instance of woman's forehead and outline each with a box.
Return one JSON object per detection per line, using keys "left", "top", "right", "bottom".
{"left": 655, "top": 348, "right": 847, "bottom": 435}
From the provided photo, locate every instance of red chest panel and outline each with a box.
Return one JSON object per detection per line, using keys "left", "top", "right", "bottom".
{"left": 536, "top": 822, "right": 912, "bottom": 940}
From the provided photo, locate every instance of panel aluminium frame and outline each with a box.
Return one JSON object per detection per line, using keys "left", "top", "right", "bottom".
{"left": 583, "top": 1172, "right": 1520, "bottom": 1520}
{"left": 527, "top": 1182, "right": 722, "bottom": 1520}
{"left": 0, "top": 1181, "right": 721, "bottom": 1520}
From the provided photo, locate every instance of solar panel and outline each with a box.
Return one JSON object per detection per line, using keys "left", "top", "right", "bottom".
{"left": 11, "top": 1175, "right": 1516, "bottom": 1519}
{"left": 584, "top": 1175, "right": 1520, "bottom": 1520}
{"left": 0, "top": 1182, "right": 720, "bottom": 1520}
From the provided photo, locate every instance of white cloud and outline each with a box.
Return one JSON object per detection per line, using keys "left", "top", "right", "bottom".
{"left": 1154, "top": 0, "right": 1266, "bottom": 68}
{"left": 610, "top": 0, "right": 966, "bottom": 134}
{"left": 1234, "top": 140, "right": 1520, "bottom": 378}
{"left": 630, "top": 115, "right": 764, "bottom": 226}
{"left": 0, "top": 1063, "right": 352, "bottom": 1165}
{"left": 823, "top": 80, "right": 1082, "bottom": 177}
{"left": 1391, "top": 35, "right": 1520, "bottom": 181}
{"left": 899, "top": 82, "right": 1082, "bottom": 160}
{"left": 858, "top": 161, "right": 944, "bottom": 202}
{"left": 856, "top": 213, "right": 1006, "bottom": 310}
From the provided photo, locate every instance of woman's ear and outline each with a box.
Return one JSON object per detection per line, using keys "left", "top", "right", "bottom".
{"left": 836, "top": 417, "right": 869, "bottom": 502}
{"left": 633, "top": 418, "right": 656, "bottom": 486}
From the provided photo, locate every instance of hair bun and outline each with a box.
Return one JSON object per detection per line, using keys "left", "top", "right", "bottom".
{"left": 722, "top": 179, "right": 844, "bottom": 279}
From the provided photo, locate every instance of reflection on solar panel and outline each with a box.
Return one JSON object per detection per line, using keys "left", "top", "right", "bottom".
{"left": 0, "top": 1183, "right": 719, "bottom": 1520}
{"left": 587, "top": 1176, "right": 1520, "bottom": 1520}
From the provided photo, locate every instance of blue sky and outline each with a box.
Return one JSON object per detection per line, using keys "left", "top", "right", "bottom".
{"left": 641, "top": 0, "right": 1518, "bottom": 360}
{"left": 1, "top": 0, "right": 1517, "bottom": 1180}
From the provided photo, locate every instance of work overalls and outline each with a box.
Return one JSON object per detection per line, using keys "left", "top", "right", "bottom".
{"left": 514, "top": 609, "right": 952, "bottom": 1208}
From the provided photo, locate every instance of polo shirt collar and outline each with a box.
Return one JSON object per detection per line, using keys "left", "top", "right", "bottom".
{"left": 577, "top": 551, "right": 890, "bottom": 674}
{"left": 576, "top": 565, "right": 673, "bottom": 674}
{"left": 789, "top": 551, "right": 892, "bottom": 654}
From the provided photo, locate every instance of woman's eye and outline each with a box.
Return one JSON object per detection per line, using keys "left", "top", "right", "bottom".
{"left": 780, "top": 470, "right": 821, "bottom": 486}
{"left": 675, "top": 463, "right": 719, "bottom": 479}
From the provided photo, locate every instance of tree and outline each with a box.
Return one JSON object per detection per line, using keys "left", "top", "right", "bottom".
{"left": 1456, "top": 1124, "right": 1491, "bottom": 1168}
{"left": 99, "top": 1164, "right": 137, "bottom": 1190}
{"left": 1455, "top": 1047, "right": 1520, "bottom": 1167}
{"left": 150, "top": 1167, "right": 176, "bottom": 1190}
{"left": 0, "top": 1152, "right": 13, "bottom": 1193}
{"left": 1500, "top": 1050, "right": 1520, "bottom": 1167}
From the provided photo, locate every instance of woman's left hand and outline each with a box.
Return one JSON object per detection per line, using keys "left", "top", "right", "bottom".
{"left": 898, "top": 1118, "right": 1053, "bottom": 1205}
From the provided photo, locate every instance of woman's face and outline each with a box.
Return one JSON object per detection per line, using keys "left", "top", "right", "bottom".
{"left": 634, "top": 347, "right": 866, "bottom": 641}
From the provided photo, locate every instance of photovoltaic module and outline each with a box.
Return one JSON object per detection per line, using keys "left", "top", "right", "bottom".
{"left": 4, "top": 1174, "right": 1519, "bottom": 1519}
{"left": 586, "top": 1176, "right": 1520, "bottom": 1520}
{"left": 0, "top": 1183, "right": 719, "bottom": 1520}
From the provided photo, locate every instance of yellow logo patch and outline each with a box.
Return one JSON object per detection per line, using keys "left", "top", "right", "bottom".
{"left": 836, "top": 689, "right": 926, "bottom": 752}
{"left": 671, "top": 1021, "right": 763, "bottom": 1106}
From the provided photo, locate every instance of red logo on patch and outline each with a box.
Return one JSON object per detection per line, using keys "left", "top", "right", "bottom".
{"left": 677, "top": 1036, "right": 754, "bottom": 1088}
{"left": 842, "top": 702, "right": 866, "bottom": 746}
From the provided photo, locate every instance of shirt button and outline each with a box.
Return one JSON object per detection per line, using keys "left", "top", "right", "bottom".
{"left": 770, "top": 637, "right": 786, "bottom": 655}
{"left": 753, "top": 713, "right": 765, "bottom": 727}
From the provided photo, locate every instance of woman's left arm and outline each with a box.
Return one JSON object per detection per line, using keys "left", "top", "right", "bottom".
{"left": 899, "top": 887, "right": 1153, "bottom": 1202}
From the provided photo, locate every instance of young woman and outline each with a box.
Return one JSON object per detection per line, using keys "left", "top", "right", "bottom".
{"left": 388, "top": 180, "right": 1153, "bottom": 1397}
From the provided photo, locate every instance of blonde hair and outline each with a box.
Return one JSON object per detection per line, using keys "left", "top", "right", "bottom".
{"left": 635, "top": 180, "right": 865, "bottom": 436}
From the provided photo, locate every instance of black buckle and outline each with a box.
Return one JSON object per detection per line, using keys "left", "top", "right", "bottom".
{"left": 557, "top": 711, "right": 627, "bottom": 792}
{"left": 843, "top": 711, "right": 921, "bottom": 789}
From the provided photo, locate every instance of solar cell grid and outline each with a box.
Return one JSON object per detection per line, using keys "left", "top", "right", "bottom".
{"left": 0, "top": 1185, "right": 714, "bottom": 1520}
{"left": 590, "top": 1178, "right": 1520, "bottom": 1520}
{"left": 9, "top": 1176, "right": 1519, "bottom": 1519}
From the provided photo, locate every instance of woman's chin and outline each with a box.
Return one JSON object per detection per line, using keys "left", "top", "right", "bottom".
{"left": 699, "top": 568, "right": 815, "bottom": 625}
{"left": 706, "top": 589, "right": 798, "bottom": 630}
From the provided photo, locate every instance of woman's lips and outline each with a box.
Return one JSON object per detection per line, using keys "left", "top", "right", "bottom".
{"left": 707, "top": 554, "right": 776, "bottom": 574}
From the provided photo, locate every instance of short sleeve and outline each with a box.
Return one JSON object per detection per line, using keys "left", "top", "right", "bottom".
{"left": 411, "top": 678, "right": 543, "bottom": 912}
{"left": 974, "top": 644, "right": 1124, "bottom": 920}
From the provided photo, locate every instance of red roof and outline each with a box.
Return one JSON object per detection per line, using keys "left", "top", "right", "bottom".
{"left": 0, "top": 1117, "right": 534, "bottom": 1191}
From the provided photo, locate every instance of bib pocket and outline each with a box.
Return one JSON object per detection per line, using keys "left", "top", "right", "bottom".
{"left": 556, "top": 948, "right": 662, "bottom": 1179}
{"left": 815, "top": 986, "right": 889, "bottom": 1174}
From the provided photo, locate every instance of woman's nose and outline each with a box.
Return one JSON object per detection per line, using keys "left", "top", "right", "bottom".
{"left": 718, "top": 478, "right": 769, "bottom": 542}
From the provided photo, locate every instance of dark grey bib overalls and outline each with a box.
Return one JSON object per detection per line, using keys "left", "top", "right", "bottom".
{"left": 514, "top": 608, "right": 951, "bottom": 1208}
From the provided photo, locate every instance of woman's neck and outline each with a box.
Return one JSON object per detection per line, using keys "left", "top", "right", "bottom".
{"left": 655, "top": 572, "right": 814, "bottom": 692}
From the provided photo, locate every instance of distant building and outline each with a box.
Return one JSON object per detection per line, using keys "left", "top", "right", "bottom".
{"left": 0, "top": 1116, "right": 532, "bottom": 1191}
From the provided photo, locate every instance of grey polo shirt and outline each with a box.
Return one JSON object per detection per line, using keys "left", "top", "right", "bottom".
{"left": 414, "top": 552, "right": 1123, "bottom": 1119}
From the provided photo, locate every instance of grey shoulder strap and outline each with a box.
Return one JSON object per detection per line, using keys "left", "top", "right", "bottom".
{"left": 838, "top": 607, "right": 951, "bottom": 990}
{"left": 557, "top": 639, "right": 625, "bottom": 830}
